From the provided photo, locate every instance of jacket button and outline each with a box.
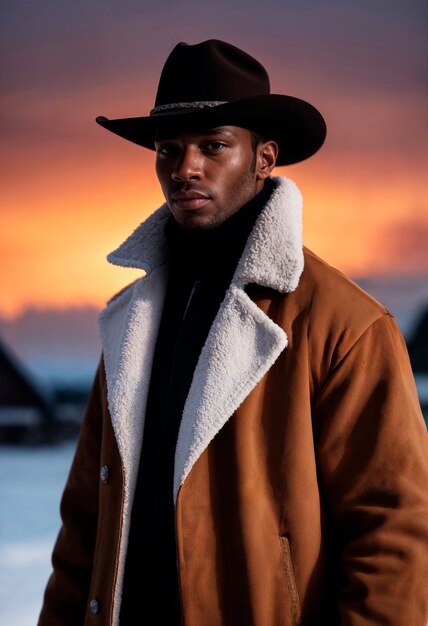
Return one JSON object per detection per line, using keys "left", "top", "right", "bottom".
{"left": 100, "top": 465, "right": 109, "bottom": 483}
{"left": 89, "top": 598, "right": 100, "bottom": 614}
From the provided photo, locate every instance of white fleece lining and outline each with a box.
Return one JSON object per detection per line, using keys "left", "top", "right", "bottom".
{"left": 99, "top": 176, "right": 304, "bottom": 624}
{"left": 234, "top": 177, "right": 303, "bottom": 292}
{"left": 174, "top": 286, "right": 287, "bottom": 500}
{"left": 107, "top": 203, "right": 171, "bottom": 271}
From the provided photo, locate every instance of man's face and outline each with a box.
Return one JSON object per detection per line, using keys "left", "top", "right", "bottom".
{"left": 155, "top": 125, "right": 269, "bottom": 231}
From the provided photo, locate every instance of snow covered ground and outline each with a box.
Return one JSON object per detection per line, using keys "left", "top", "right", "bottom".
{"left": 0, "top": 397, "right": 426, "bottom": 626}
{"left": 0, "top": 441, "right": 76, "bottom": 626}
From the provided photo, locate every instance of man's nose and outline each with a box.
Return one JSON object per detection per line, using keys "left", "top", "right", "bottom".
{"left": 172, "top": 146, "right": 202, "bottom": 181}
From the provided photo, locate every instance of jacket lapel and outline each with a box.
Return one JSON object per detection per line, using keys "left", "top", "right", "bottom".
{"left": 99, "top": 265, "right": 168, "bottom": 510}
{"left": 174, "top": 285, "right": 287, "bottom": 500}
{"left": 99, "top": 201, "right": 170, "bottom": 498}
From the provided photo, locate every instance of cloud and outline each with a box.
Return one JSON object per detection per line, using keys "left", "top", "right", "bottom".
{"left": 0, "top": 306, "right": 101, "bottom": 360}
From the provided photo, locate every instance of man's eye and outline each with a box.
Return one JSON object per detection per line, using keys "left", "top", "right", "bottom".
{"left": 206, "top": 142, "right": 226, "bottom": 151}
{"left": 156, "top": 144, "right": 176, "bottom": 155}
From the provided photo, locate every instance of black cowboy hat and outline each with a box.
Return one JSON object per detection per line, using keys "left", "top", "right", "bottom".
{"left": 96, "top": 39, "right": 326, "bottom": 166}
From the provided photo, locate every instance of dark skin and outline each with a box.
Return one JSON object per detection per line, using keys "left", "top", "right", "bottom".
{"left": 155, "top": 126, "right": 278, "bottom": 231}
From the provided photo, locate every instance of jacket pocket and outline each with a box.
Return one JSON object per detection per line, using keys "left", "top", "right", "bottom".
{"left": 279, "top": 536, "right": 302, "bottom": 625}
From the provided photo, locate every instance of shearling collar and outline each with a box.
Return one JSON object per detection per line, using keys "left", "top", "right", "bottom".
{"left": 107, "top": 176, "right": 304, "bottom": 294}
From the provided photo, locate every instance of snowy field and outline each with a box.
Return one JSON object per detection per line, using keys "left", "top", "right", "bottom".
{"left": 0, "top": 441, "right": 76, "bottom": 626}
{"left": 0, "top": 405, "right": 426, "bottom": 626}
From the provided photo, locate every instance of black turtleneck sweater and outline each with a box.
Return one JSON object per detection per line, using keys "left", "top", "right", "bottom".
{"left": 119, "top": 178, "right": 275, "bottom": 625}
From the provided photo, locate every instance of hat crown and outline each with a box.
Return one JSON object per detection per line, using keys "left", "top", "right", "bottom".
{"left": 154, "top": 39, "right": 270, "bottom": 109}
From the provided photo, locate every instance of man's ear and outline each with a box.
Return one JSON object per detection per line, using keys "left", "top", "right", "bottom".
{"left": 256, "top": 141, "right": 279, "bottom": 180}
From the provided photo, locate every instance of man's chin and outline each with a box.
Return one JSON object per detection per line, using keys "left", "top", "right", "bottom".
{"left": 176, "top": 218, "right": 219, "bottom": 232}
{"left": 170, "top": 209, "right": 221, "bottom": 232}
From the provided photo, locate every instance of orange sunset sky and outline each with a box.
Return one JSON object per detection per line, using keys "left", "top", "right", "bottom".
{"left": 1, "top": 0, "right": 427, "bottom": 319}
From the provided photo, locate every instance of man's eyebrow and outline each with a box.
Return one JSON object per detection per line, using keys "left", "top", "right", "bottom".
{"left": 204, "top": 127, "right": 237, "bottom": 137}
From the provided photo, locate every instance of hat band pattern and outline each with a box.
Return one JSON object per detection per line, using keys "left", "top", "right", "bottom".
{"left": 150, "top": 100, "right": 228, "bottom": 115}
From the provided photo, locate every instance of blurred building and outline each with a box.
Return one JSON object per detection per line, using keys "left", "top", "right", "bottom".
{"left": 0, "top": 338, "right": 54, "bottom": 443}
{"left": 0, "top": 337, "right": 88, "bottom": 444}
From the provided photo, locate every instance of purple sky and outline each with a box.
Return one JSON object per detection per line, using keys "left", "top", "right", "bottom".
{"left": 1, "top": 0, "right": 427, "bottom": 374}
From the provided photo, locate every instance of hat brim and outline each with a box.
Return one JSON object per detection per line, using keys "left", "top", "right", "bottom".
{"left": 96, "top": 94, "right": 326, "bottom": 166}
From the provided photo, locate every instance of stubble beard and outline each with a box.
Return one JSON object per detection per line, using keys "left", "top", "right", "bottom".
{"left": 177, "top": 166, "right": 259, "bottom": 232}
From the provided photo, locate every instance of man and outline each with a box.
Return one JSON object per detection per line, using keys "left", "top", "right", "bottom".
{"left": 38, "top": 39, "right": 428, "bottom": 626}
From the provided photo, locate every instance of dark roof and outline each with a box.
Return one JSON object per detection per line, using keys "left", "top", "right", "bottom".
{"left": 0, "top": 340, "right": 50, "bottom": 410}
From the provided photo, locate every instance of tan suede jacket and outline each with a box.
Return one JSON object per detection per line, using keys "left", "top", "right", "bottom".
{"left": 38, "top": 177, "right": 428, "bottom": 625}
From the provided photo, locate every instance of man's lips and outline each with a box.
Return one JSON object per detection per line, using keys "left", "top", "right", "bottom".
{"left": 171, "top": 191, "right": 212, "bottom": 210}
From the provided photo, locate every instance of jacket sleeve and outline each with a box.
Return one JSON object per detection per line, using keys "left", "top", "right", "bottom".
{"left": 313, "top": 312, "right": 428, "bottom": 625}
{"left": 37, "top": 360, "right": 105, "bottom": 626}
